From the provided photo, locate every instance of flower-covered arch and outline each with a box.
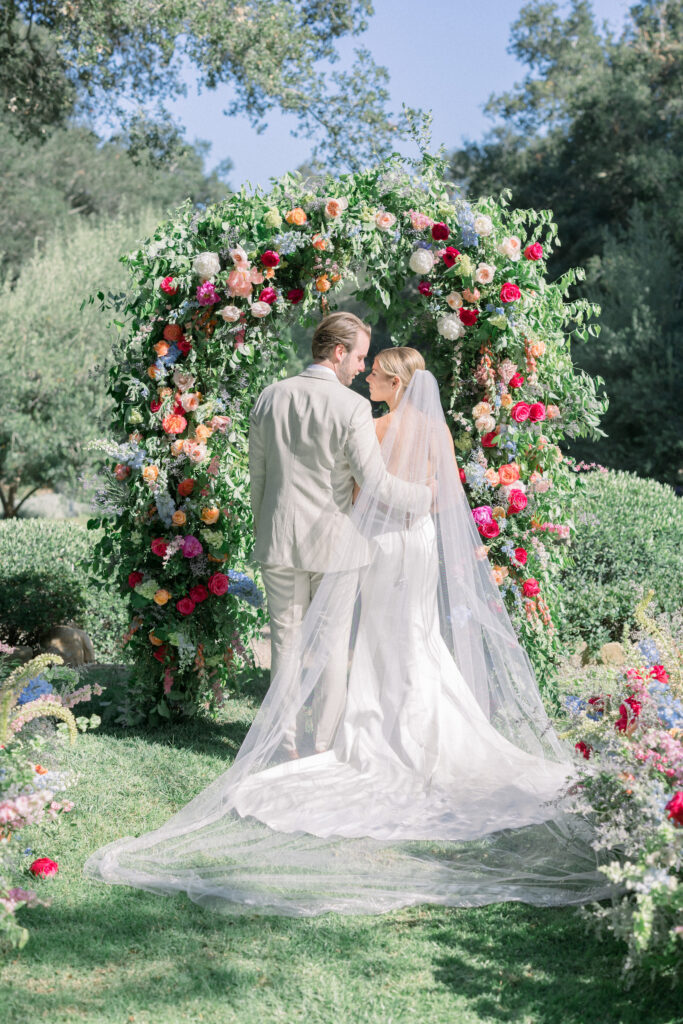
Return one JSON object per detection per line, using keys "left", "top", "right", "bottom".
{"left": 91, "top": 151, "right": 604, "bottom": 721}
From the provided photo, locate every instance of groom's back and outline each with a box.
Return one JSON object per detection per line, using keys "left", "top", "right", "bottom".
{"left": 249, "top": 368, "right": 369, "bottom": 572}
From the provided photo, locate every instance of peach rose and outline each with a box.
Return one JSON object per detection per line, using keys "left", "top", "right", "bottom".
{"left": 501, "top": 394, "right": 513, "bottom": 410}
{"left": 209, "top": 415, "right": 231, "bottom": 433}
{"left": 546, "top": 404, "right": 561, "bottom": 419}
{"left": 142, "top": 465, "right": 159, "bottom": 485}
{"left": 173, "top": 369, "right": 194, "bottom": 391}
{"left": 475, "top": 263, "right": 495, "bottom": 284}
{"left": 227, "top": 266, "right": 253, "bottom": 298}
{"left": 153, "top": 589, "right": 171, "bottom": 606}
{"left": 498, "top": 463, "right": 520, "bottom": 486}
{"left": 375, "top": 211, "right": 396, "bottom": 231}
{"left": 311, "top": 233, "right": 328, "bottom": 251}
{"left": 230, "top": 245, "right": 249, "bottom": 267}
{"left": 154, "top": 341, "right": 170, "bottom": 357}
{"left": 445, "top": 291, "right": 463, "bottom": 310}
{"left": 194, "top": 423, "right": 213, "bottom": 442}
{"left": 180, "top": 392, "right": 200, "bottom": 413}
{"left": 475, "top": 415, "right": 496, "bottom": 434}
{"left": 147, "top": 365, "right": 158, "bottom": 379}
{"left": 325, "top": 198, "right": 347, "bottom": 218}
{"left": 219, "top": 305, "right": 241, "bottom": 323}
{"left": 170, "top": 439, "right": 184, "bottom": 457}
{"left": 491, "top": 505, "right": 507, "bottom": 520}
{"left": 492, "top": 566, "right": 509, "bottom": 586}
{"left": 183, "top": 440, "right": 208, "bottom": 463}
{"left": 472, "top": 401, "right": 492, "bottom": 418}
{"left": 158, "top": 387, "right": 173, "bottom": 399}
{"left": 171, "top": 510, "right": 187, "bottom": 526}
{"left": 530, "top": 341, "right": 546, "bottom": 358}
{"left": 485, "top": 468, "right": 500, "bottom": 487}
{"left": 315, "top": 275, "right": 331, "bottom": 293}
{"left": 285, "top": 207, "right": 307, "bottom": 226}
{"left": 201, "top": 507, "right": 220, "bottom": 525}
{"left": 462, "top": 287, "right": 481, "bottom": 303}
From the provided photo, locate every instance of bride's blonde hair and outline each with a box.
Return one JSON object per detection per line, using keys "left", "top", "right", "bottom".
{"left": 376, "top": 347, "right": 426, "bottom": 392}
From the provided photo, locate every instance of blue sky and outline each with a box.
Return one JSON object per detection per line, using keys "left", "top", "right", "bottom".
{"left": 166, "top": 0, "right": 635, "bottom": 189}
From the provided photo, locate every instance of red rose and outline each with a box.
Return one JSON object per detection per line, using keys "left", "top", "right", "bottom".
{"left": 177, "top": 338, "right": 192, "bottom": 355}
{"left": 649, "top": 665, "right": 669, "bottom": 684}
{"left": 163, "top": 324, "right": 184, "bottom": 343}
{"left": 151, "top": 538, "right": 168, "bottom": 557}
{"left": 458, "top": 307, "right": 479, "bottom": 326}
{"left": 524, "top": 243, "right": 543, "bottom": 261}
{"left": 207, "top": 572, "right": 229, "bottom": 596}
{"left": 259, "top": 287, "right": 277, "bottom": 305}
{"left": 441, "top": 246, "right": 460, "bottom": 268}
{"left": 510, "top": 401, "right": 530, "bottom": 423}
{"left": 128, "top": 571, "right": 144, "bottom": 588}
{"left": 479, "top": 520, "right": 500, "bottom": 539}
{"left": 575, "top": 741, "right": 591, "bottom": 760}
{"left": 615, "top": 695, "right": 642, "bottom": 733}
{"left": 508, "top": 372, "right": 524, "bottom": 389}
{"left": 522, "top": 578, "right": 540, "bottom": 597}
{"left": 152, "top": 644, "right": 168, "bottom": 662}
{"left": 588, "top": 695, "right": 607, "bottom": 715}
{"left": 261, "top": 250, "right": 280, "bottom": 268}
{"left": 513, "top": 547, "right": 527, "bottom": 565}
{"left": 666, "top": 791, "right": 683, "bottom": 827}
{"left": 481, "top": 430, "right": 498, "bottom": 448}
{"left": 30, "top": 857, "right": 58, "bottom": 878}
{"left": 459, "top": 468, "right": 466, "bottom": 483}
{"left": 176, "top": 596, "right": 196, "bottom": 616}
{"left": 189, "top": 584, "right": 209, "bottom": 604}
{"left": 418, "top": 281, "right": 432, "bottom": 296}
{"left": 507, "top": 489, "right": 528, "bottom": 514}
{"left": 431, "top": 222, "right": 450, "bottom": 241}
{"left": 287, "top": 288, "right": 305, "bottom": 304}
{"left": 499, "top": 282, "right": 521, "bottom": 303}
{"left": 160, "top": 276, "right": 178, "bottom": 295}
{"left": 528, "top": 402, "right": 546, "bottom": 422}
{"left": 177, "top": 478, "right": 195, "bottom": 497}
{"left": 150, "top": 398, "right": 162, "bottom": 413}
{"left": 162, "top": 413, "right": 187, "bottom": 435}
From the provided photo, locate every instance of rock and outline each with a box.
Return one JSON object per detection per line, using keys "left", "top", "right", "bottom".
{"left": 567, "top": 640, "right": 588, "bottom": 669}
{"left": 600, "top": 641, "right": 626, "bottom": 666}
{"left": 41, "top": 624, "right": 95, "bottom": 667}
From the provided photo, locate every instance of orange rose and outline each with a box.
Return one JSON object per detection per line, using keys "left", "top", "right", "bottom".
{"left": 285, "top": 207, "right": 307, "bottom": 226}
{"left": 177, "top": 478, "right": 195, "bottom": 497}
{"left": 492, "top": 566, "right": 508, "bottom": 586}
{"left": 158, "top": 387, "right": 173, "bottom": 399}
{"left": 498, "top": 463, "right": 520, "bottom": 486}
{"left": 484, "top": 468, "right": 500, "bottom": 487}
{"left": 142, "top": 465, "right": 159, "bottom": 485}
{"left": 154, "top": 341, "right": 170, "bottom": 357}
{"left": 201, "top": 507, "right": 220, "bottom": 525}
{"left": 171, "top": 510, "right": 187, "bottom": 526}
{"left": 500, "top": 393, "right": 513, "bottom": 410}
{"left": 170, "top": 439, "right": 184, "bottom": 457}
{"left": 264, "top": 267, "right": 276, "bottom": 278}
{"left": 330, "top": 272, "right": 342, "bottom": 283}
{"left": 194, "top": 423, "right": 213, "bottom": 442}
{"left": 530, "top": 341, "right": 546, "bottom": 358}
{"left": 147, "top": 365, "right": 158, "bottom": 379}
{"left": 315, "top": 275, "right": 331, "bottom": 293}
{"left": 546, "top": 404, "right": 561, "bottom": 419}
{"left": 153, "top": 589, "right": 171, "bottom": 606}
{"left": 492, "top": 506, "right": 507, "bottom": 520}
{"left": 162, "top": 413, "right": 187, "bottom": 435}
{"left": 149, "top": 631, "right": 164, "bottom": 646}
{"left": 311, "top": 233, "right": 328, "bottom": 251}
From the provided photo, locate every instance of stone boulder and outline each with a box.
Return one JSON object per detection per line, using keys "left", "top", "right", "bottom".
{"left": 600, "top": 641, "right": 626, "bottom": 666}
{"left": 41, "top": 624, "right": 95, "bottom": 667}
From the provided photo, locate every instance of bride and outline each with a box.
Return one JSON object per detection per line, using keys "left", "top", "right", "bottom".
{"left": 85, "top": 347, "right": 610, "bottom": 915}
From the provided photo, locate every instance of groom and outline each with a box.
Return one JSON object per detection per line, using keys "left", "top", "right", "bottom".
{"left": 249, "top": 311, "right": 430, "bottom": 755}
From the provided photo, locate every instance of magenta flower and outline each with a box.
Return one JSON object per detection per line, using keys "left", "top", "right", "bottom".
{"left": 182, "top": 535, "right": 203, "bottom": 558}
{"left": 196, "top": 281, "right": 219, "bottom": 306}
{"left": 471, "top": 505, "right": 494, "bottom": 527}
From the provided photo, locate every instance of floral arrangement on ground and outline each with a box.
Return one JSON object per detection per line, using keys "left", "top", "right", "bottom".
{"left": 89, "top": 148, "right": 606, "bottom": 720}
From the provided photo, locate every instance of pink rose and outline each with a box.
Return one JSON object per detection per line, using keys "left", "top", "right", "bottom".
{"left": 189, "top": 584, "right": 209, "bottom": 604}
{"left": 176, "top": 596, "right": 196, "bottom": 616}
{"left": 287, "top": 288, "right": 304, "bottom": 304}
{"left": 209, "top": 415, "right": 231, "bottom": 433}
{"left": 30, "top": 857, "right": 58, "bottom": 878}
{"left": 151, "top": 538, "right": 168, "bottom": 557}
{"left": 409, "top": 210, "right": 433, "bottom": 231}
{"left": 441, "top": 246, "right": 460, "bottom": 268}
{"left": 418, "top": 281, "right": 432, "bottom": 296}
{"left": 471, "top": 505, "right": 493, "bottom": 527}
{"left": 479, "top": 520, "right": 500, "bottom": 539}
{"left": 259, "top": 287, "right": 277, "bottom": 305}
{"left": 522, "top": 578, "right": 540, "bottom": 597}
{"left": 128, "top": 571, "right": 144, "bottom": 588}
{"left": 227, "top": 267, "right": 253, "bottom": 298}
{"left": 528, "top": 402, "right": 546, "bottom": 422}
{"left": 514, "top": 547, "right": 527, "bottom": 565}
{"left": 160, "top": 276, "right": 178, "bottom": 295}
{"left": 181, "top": 535, "right": 203, "bottom": 558}
{"left": 207, "top": 572, "right": 229, "bottom": 596}
{"left": 499, "top": 282, "right": 521, "bottom": 303}
{"left": 431, "top": 222, "right": 450, "bottom": 241}
{"left": 508, "top": 372, "right": 524, "bottom": 389}
{"left": 196, "top": 281, "right": 219, "bottom": 306}
{"left": 510, "top": 402, "right": 530, "bottom": 423}
{"left": 458, "top": 307, "right": 479, "bottom": 326}
{"left": 524, "top": 243, "right": 543, "bottom": 261}
{"left": 261, "top": 250, "right": 280, "bottom": 268}
{"left": 507, "top": 489, "right": 528, "bottom": 514}
{"left": 666, "top": 791, "right": 683, "bottom": 826}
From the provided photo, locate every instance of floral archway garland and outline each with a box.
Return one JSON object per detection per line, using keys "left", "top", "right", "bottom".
{"left": 90, "top": 151, "right": 604, "bottom": 722}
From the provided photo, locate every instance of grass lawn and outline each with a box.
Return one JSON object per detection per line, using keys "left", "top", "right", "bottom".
{"left": 1, "top": 668, "right": 679, "bottom": 1024}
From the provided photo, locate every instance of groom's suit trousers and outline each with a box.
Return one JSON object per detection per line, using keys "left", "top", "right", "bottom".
{"left": 261, "top": 563, "right": 356, "bottom": 752}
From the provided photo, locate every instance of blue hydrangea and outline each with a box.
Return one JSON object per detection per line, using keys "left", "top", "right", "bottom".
{"left": 155, "top": 489, "right": 176, "bottom": 528}
{"left": 638, "top": 637, "right": 661, "bottom": 666}
{"left": 128, "top": 449, "right": 146, "bottom": 470}
{"left": 465, "top": 463, "right": 487, "bottom": 488}
{"left": 461, "top": 225, "right": 479, "bottom": 247}
{"left": 17, "top": 674, "right": 54, "bottom": 706}
{"left": 415, "top": 240, "right": 433, "bottom": 249}
{"left": 158, "top": 343, "right": 181, "bottom": 368}
{"left": 648, "top": 681, "right": 683, "bottom": 729}
{"left": 564, "top": 695, "right": 587, "bottom": 716}
{"left": 228, "top": 571, "right": 264, "bottom": 607}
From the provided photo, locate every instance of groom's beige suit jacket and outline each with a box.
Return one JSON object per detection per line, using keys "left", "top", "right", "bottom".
{"left": 248, "top": 365, "right": 430, "bottom": 572}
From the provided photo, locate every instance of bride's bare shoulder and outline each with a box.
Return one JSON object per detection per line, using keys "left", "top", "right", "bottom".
{"left": 374, "top": 414, "right": 392, "bottom": 443}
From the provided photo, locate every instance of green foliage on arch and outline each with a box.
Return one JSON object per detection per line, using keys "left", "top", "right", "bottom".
{"left": 88, "top": 151, "right": 605, "bottom": 722}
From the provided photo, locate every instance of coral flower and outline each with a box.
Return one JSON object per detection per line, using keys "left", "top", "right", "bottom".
{"left": 153, "top": 589, "right": 172, "bottom": 605}
{"left": 201, "top": 507, "right": 220, "bottom": 525}
{"left": 315, "top": 275, "right": 331, "bottom": 293}
{"left": 162, "top": 413, "right": 187, "bottom": 435}
{"left": 311, "top": 234, "right": 328, "bottom": 251}
{"left": 285, "top": 207, "right": 307, "bottom": 226}
{"left": 178, "top": 478, "right": 195, "bottom": 497}
{"left": 154, "top": 341, "right": 170, "bottom": 357}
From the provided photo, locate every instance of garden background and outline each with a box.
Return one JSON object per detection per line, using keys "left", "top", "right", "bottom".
{"left": 1, "top": 2, "right": 682, "bottom": 1021}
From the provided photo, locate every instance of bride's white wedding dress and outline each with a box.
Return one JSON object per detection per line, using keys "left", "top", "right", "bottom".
{"left": 85, "top": 371, "right": 610, "bottom": 915}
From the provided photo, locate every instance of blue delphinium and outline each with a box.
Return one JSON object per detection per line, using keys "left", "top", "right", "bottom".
{"left": 638, "top": 637, "right": 661, "bottom": 667}
{"left": 648, "top": 680, "right": 683, "bottom": 729}
{"left": 228, "top": 571, "right": 264, "bottom": 608}
{"left": 564, "top": 695, "right": 587, "bottom": 716}
{"left": 17, "top": 674, "right": 54, "bottom": 706}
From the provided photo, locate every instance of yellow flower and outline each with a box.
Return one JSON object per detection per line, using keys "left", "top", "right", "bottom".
{"left": 153, "top": 589, "right": 171, "bottom": 606}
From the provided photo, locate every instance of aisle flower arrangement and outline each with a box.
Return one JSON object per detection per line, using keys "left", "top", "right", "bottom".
{"left": 0, "top": 650, "right": 100, "bottom": 949}
{"left": 561, "top": 597, "right": 683, "bottom": 980}
{"left": 91, "top": 149, "right": 605, "bottom": 718}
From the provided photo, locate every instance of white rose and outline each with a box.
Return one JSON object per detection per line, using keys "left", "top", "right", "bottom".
{"left": 409, "top": 249, "right": 435, "bottom": 275}
{"left": 436, "top": 314, "right": 465, "bottom": 341}
{"left": 375, "top": 211, "right": 397, "bottom": 231}
{"left": 473, "top": 214, "right": 493, "bottom": 236}
{"left": 250, "top": 301, "right": 272, "bottom": 318}
{"left": 193, "top": 251, "right": 221, "bottom": 280}
{"left": 475, "top": 415, "right": 496, "bottom": 434}
{"left": 475, "top": 262, "right": 495, "bottom": 284}
{"left": 497, "top": 236, "right": 521, "bottom": 262}
{"left": 229, "top": 245, "right": 249, "bottom": 267}
{"left": 218, "top": 305, "right": 241, "bottom": 323}
{"left": 472, "top": 402, "right": 492, "bottom": 419}
{"left": 173, "top": 369, "right": 195, "bottom": 391}
{"left": 445, "top": 291, "right": 463, "bottom": 310}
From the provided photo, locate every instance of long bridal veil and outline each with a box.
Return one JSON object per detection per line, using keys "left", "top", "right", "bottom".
{"left": 85, "top": 370, "right": 611, "bottom": 914}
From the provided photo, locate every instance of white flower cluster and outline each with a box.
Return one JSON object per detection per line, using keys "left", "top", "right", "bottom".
{"left": 193, "top": 251, "right": 221, "bottom": 280}
{"left": 436, "top": 314, "right": 465, "bottom": 341}
{"left": 408, "top": 249, "right": 435, "bottom": 275}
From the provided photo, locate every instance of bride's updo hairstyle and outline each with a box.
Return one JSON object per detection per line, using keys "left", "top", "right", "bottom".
{"left": 376, "top": 347, "right": 425, "bottom": 397}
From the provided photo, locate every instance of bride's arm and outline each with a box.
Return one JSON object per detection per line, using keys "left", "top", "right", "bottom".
{"left": 352, "top": 420, "right": 385, "bottom": 503}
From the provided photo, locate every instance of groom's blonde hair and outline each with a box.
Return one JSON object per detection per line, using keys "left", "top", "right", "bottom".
{"left": 312, "top": 311, "right": 371, "bottom": 361}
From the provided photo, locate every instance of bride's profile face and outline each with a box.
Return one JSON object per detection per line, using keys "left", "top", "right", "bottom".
{"left": 367, "top": 359, "right": 399, "bottom": 405}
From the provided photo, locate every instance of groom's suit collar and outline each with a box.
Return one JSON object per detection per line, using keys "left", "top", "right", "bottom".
{"left": 299, "top": 365, "right": 341, "bottom": 383}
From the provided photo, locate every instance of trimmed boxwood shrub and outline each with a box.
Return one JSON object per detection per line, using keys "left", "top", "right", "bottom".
{"left": 0, "top": 519, "right": 129, "bottom": 660}
{"left": 560, "top": 470, "right": 682, "bottom": 652}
